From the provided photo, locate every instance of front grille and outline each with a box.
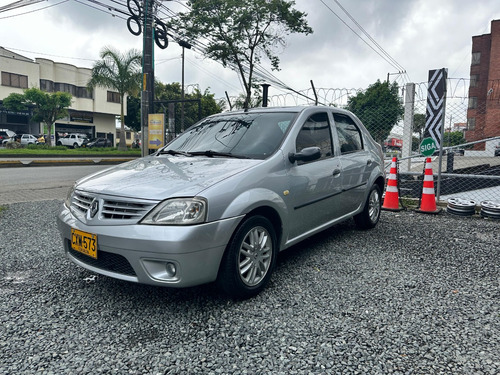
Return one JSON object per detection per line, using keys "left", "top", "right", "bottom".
{"left": 101, "top": 200, "right": 151, "bottom": 220}
{"left": 68, "top": 244, "right": 137, "bottom": 276}
{"left": 72, "top": 192, "right": 93, "bottom": 214}
{"left": 71, "top": 191, "right": 156, "bottom": 223}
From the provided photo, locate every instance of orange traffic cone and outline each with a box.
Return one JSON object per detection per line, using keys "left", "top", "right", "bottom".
{"left": 415, "top": 157, "right": 442, "bottom": 214}
{"left": 382, "top": 157, "right": 404, "bottom": 211}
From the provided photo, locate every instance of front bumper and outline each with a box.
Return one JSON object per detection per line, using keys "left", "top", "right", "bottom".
{"left": 57, "top": 204, "right": 243, "bottom": 288}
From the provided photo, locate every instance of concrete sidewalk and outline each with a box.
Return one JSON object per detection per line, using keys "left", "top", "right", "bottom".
{"left": 0, "top": 156, "right": 137, "bottom": 168}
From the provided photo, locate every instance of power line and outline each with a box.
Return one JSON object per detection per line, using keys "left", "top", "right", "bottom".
{"left": 319, "top": 0, "right": 409, "bottom": 81}
{"left": 0, "top": 0, "right": 69, "bottom": 19}
{"left": 331, "top": 0, "right": 407, "bottom": 74}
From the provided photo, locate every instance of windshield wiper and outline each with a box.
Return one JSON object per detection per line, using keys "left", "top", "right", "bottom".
{"left": 189, "top": 150, "right": 250, "bottom": 159}
{"left": 158, "top": 149, "right": 193, "bottom": 157}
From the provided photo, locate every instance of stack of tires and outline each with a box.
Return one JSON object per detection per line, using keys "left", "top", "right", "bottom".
{"left": 480, "top": 201, "right": 500, "bottom": 220}
{"left": 446, "top": 198, "right": 477, "bottom": 216}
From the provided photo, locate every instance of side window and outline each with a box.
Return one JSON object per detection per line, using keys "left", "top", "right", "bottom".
{"left": 334, "top": 114, "right": 363, "bottom": 154}
{"left": 295, "top": 112, "right": 333, "bottom": 164}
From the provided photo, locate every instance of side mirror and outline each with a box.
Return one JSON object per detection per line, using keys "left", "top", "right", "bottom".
{"left": 288, "top": 146, "right": 321, "bottom": 164}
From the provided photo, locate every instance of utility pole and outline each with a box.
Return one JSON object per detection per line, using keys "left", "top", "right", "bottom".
{"left": 181, "top": 46, "right": 185, "bottom": 132}
{"left": 140, "top": 0, "right": 155, "bottom": 157}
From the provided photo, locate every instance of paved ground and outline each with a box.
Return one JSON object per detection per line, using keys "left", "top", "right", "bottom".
{"left": 0, "top": 201, "right": 498, "bottom": 374}
{"left": 0, "top": 165, "right": 111, "bottom": 205}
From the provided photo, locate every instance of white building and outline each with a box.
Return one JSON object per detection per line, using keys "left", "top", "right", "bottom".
{"left": 0, "top": 47, "right": 124, "bottom": 145}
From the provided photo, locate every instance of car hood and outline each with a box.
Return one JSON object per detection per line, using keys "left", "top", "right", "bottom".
{"left": 75, "top": 155, "right": 261, "bottom": 201}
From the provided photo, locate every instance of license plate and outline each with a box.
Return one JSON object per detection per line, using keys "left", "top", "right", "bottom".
{"left": 71, "top": 229, "right": 98, "bottom": 259}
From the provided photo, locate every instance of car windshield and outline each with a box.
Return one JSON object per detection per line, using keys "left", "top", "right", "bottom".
{"left": 163, "top": 112, "right": 296, "bottom": 159}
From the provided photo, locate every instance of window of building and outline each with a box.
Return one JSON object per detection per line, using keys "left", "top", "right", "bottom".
{"left": 467, "top": 118, "right": 476, "bottom": 130}
{"left": 333, "top": 114, "right": 363, "bottom": 154}
{"left": 107, "top": 91, "right": 121, "bottom": 103}
{"left": 77, "top": 87, "right": 93, "bottom": 99}
{"left": 471, "top": 52, "right": 481, "bottom": 65}
{"left": 468, "top": 97, "right": 477, "bottom": 109}
{"left": 470, "top": 75, "right": 479, "bottom": 88}
{"left": 1, "top": 71, "right": 28, "bottom": 88}
{"left": 54, "top": 82, "right": 77, "bottom": 96}
{"left": 40, "top": 79, "right": 54, "bottom": 92}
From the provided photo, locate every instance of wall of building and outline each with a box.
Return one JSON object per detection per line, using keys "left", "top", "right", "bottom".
{"left": 0, "top": 48, "right": 124, "bottom": 142}
{"left": 466, "top": 19, "right": 500, "bottom": 147}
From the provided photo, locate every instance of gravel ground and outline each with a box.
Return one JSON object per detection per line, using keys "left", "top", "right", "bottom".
{"left": 0, "top": 200, "right": 498, "bottom": 375}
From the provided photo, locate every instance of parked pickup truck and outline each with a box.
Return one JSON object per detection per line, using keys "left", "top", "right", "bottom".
{"left": 57, "top": 134, "right": 88, "bottom": 148}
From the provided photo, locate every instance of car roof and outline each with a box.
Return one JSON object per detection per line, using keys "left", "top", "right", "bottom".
{"left": 212, "top": 105, "right": 359, "bottom": 117}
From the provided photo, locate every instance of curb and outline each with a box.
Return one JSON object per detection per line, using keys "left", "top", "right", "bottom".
{"left": 0, "top": 158, "right": 136, "bottom": 168}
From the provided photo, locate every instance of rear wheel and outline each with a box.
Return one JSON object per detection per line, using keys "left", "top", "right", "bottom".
{"left": 217, "top": 215, "right": 277, "bottom": 299}
{"left": 73, "top": 143, "right": 79, "bottom": 148}
{"left": 354, "top": 184, "right": 381, "bottom": 229}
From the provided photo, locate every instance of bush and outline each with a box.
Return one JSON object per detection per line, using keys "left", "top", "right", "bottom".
{"left": 5, "top": 141, "right": 22, "bottom": 149}
{"left": 25, "top": 144, "right": 67, "bottom": 151}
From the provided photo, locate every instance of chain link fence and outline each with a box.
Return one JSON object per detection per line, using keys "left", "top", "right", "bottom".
{"left": 389, "top": 82, "right": 500, "bottom": 207}
{"left": 260, "top": 79, "right": 500, "bottom": 206}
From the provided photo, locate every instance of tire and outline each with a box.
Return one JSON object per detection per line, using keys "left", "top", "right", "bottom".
{"left": 73, "top": 143, "right": 79, "bottom": 148}
{"left": 217, "top": 215, "right": 277, "bottom": 299}
{"left": 354, "top": 184, "right": 382, "bottom": 229}
{"left": 56, "top": 141, "right": 62, "bottom": 146}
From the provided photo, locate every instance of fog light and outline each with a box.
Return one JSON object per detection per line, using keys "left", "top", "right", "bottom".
{"left": 165, "top": 262, "right": 177, "bottom": 277}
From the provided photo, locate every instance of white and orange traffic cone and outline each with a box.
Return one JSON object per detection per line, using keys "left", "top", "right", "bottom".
{"left": 415, "top": 157, "right": 442, "bottom": 214}
{"left": 382, "top": 157, "right": 404, "bottom": 211}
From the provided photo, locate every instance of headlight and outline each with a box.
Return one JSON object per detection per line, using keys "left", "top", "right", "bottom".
{"left": 65, "top": 185, "right": 75, "bottom": 208}
{"left": 141, "top": 198, "right": 207, "bottom": 225}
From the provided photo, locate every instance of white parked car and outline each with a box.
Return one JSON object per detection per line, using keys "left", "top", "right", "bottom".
{"left": 19, "top": 134, "right": 39, "bottom": 145}
{"left": 57, "top": 133, "right": 88, "bottom": 148}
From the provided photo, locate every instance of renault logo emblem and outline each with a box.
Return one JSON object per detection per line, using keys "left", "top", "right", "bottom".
{"left": 89, "top": 198, "right": 99, "bottom": 218}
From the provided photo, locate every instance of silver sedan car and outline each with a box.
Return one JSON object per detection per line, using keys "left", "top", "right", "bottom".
{"left": 57, "top": 106, "right": 385, "bottom": 298}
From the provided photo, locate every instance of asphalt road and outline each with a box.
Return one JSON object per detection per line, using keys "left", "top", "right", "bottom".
{"left": 0, "top": 198, "right": 498, "bottom": 374}
{"left": 0, "top": 165, "right": 110, "bottom": 204}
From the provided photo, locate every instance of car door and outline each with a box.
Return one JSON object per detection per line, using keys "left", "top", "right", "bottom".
{"left": 287, "top": 112, "right": 343, "bottom": 241}
{"left": 333, "top": 113, "right": 372, "bottom": 214}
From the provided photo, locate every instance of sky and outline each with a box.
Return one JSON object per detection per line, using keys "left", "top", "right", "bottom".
{"left": 1, "top": 0, "right": 499, "bottom": 106}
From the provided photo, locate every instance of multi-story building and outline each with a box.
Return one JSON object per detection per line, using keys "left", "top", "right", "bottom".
{"left": 0, "top": 47, "right": 124, "bottom": 144}
{"left": 466, "top": 19, "right": 500, "bottom": 153}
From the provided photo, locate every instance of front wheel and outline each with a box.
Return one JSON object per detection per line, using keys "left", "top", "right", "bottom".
{"left": 217, "top": 215, "right": 277, "bottom": 299}
{"left": 354, "top": 184, "right": 382, "bottom": 229}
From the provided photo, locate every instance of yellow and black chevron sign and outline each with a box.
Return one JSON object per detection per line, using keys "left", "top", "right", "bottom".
{"left": 424, "top": 68, "right": 448, "bottom": 148}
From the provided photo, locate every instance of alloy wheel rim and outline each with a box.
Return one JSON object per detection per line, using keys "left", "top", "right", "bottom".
{"left": 368, "top": 189, "right": 381, "bottom": 223}
{"left": 238, "top": 226, "right": 272, "bottom": 286}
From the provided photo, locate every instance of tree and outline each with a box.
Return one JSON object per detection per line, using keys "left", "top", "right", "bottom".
{"left": 232, "top": 91, "right": 263, "bottom": 110}
{"left": 124, "top": 95, "right": 141, "bottom": 132}
{"left": 413, "top": 113, "right": 426, "bottom": 142}
{"left": 443, "top": 131, "right": 466, "bottom": 147}
{"left": 125, "top": 82, "right": 224, "bottom": 135}
{"left": 346, "top": 80, "right": 404, "bottom": 145}
{"left": 155, "top": 82, "right": 224, "bottom": 133}
{"left": 88, "top": 47, "right": 142, "bottom": 151}
{"left": 2, "top": 88, "right": 72, "bottom": 146}
{"left": 171, "top": 0, "right": 312, "bottom": 109}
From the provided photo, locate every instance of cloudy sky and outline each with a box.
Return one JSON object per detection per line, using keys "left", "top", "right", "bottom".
{"left": 1, "top": 0, "right": 499, "bottom": 105}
